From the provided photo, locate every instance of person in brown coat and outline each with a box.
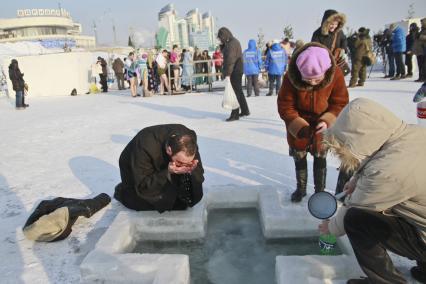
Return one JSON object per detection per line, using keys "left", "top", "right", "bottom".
{"left": 348, "top": 27, "right": 373, "bottom": 87}
{"left": 112, "top": 57, "right": 125, "bottom": 90}
{"left": 277, "top": 42, "right": 349, "bottom": 202}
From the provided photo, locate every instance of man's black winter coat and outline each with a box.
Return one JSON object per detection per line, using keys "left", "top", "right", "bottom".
{"left": 116, "top": 124, "right": 204, "bottom": 213}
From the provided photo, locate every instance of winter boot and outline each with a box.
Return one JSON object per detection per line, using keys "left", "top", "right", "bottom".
{"left": 226, "top": 109, "right": 240, "bottom": 122}
{"left": 348, "top": 79, "right": 357, "bottom": 88}
{"left": 291, "top": 156, "right": 308, "bottom": 203}
{"left": 239, "top": 110, "right": 250, "bottom": 117}
{"left": 313, "top": 157, "right": 327, "bottom": 193}
{"left": 114, "top": 183, "right": 124, "bottom": 202}
{"left": 291, "top": 168, "right": 308, "bottom": 202}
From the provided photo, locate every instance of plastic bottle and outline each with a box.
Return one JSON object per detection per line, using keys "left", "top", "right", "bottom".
{"left": 414, "top": 83, "right": 426, "bottom": 127}
{"left": 319, "top": 233, "right": 337, "bottom": 255}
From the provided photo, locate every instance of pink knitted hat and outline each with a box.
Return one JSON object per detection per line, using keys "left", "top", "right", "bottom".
{"left": 296, "top": 46, "right": 332, "bottom": 79}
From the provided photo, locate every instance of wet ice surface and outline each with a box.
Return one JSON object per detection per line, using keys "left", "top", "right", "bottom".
{"left": 134, "top": 209, "right": 341, "bottom": 284}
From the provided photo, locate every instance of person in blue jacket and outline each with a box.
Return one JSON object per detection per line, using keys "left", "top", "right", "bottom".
{"left": 390, "top": 23, "right": 407, "bottom": 80}
{"left": 243, "top": 39, "right": 263, "bottom": 97}
{"left": 265, "top": 40, "right": 287, "bottom": 96}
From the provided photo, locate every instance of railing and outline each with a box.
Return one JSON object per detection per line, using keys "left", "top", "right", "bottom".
{"left": 164, "top": 57, "right": 276, "bottom": 95}
{"left": 166, "top": 59, "right": 223, "bottom": 95}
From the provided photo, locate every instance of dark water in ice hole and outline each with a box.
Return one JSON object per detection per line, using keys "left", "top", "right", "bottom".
{"left": 133, "top": 208, "right": 341, "bottom": 284}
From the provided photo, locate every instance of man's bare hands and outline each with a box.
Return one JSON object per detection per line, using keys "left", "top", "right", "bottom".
{"left": 168, "top": 159, "right": 199, "bottom": 174}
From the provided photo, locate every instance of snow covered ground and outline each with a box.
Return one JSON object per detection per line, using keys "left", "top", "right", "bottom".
{"left": 0, "top": 73, "right": 422, "bottom": 283}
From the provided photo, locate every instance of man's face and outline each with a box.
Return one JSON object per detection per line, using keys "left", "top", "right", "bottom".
{"left": 169, "top": 150, "right": 195, "bottom": 167}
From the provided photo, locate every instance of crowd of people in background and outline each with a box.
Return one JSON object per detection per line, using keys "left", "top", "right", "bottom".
{"left": 9, "top": 9, "right": 424, "bottom": 109}
{"left": 95, "top": 44, "right": 225, "bottom": 97}
{"left": 374, "top": 18, "right": 426, "bottom": 82}
{"left": 89, "top": 13, "right": 425, "bottom": 102}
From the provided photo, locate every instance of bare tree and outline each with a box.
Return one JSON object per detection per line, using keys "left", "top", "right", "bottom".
{"left": 346, "top": 26, "right": 356, "bottom": 37}
{"left": 283, "top": 25, "right": 294, "bottom": 40}
{"left": 128, "top": 36, "right": 134, "bottom": 48}
{"left": 407, "top": 3, "right": 415, "bottom": 19}
{"left": 257, "top": 28, "right": 265, "bottom": 51}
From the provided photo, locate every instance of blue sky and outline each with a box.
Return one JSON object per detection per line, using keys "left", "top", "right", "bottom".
{"left": 1, "top": 0, "right": 425, "bottom": 47}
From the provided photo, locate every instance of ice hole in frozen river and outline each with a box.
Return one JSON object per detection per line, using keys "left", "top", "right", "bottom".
{"left": 80, "top": 187, "right": 357, "bottom": 284}
{"left": 133, "top": 208, "right": 341, "bottom": 284}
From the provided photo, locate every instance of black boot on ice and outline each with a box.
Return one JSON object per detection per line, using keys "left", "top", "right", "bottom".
{"left": 291, "top": 168, "right": 307, "bottom": 203}
{"left": 314, "top": 157, "right": 327, "bottom": 193}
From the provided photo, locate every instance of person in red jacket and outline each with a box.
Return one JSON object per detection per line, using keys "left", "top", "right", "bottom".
{"left": 212, "top": 46, "right": 224, "bottom": 81}
{"left": 277, "top": 43, "right": 349, "bottom": 202}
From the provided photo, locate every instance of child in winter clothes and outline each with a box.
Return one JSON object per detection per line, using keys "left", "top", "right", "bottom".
{"left": 277, "top": 43, "right": 349, "bottom": 202}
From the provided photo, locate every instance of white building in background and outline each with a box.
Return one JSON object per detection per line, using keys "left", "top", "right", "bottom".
{"left": 158, "top": 4, "right": 180, "bottom": 49}
{"left": 202, "top": 12, "right": 216, "bottom": 50}
{"left": 190, "top": 30, "right": 211, "bottom": 51}
{"left": 176, "top": 19, "right": 189, "bottom": 48}
{"left": 185, "top": 9, "right": 202, "bottom": 34}
{"left": 156, "top": 4, "right": 217, "bottom": 50}
{"left": 0, "top": 8, "right": 95, "bottom": 49}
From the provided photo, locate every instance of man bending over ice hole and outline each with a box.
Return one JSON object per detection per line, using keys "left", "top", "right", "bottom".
{"left": 114, "top": 124, "right": 204, "bottom": 213}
